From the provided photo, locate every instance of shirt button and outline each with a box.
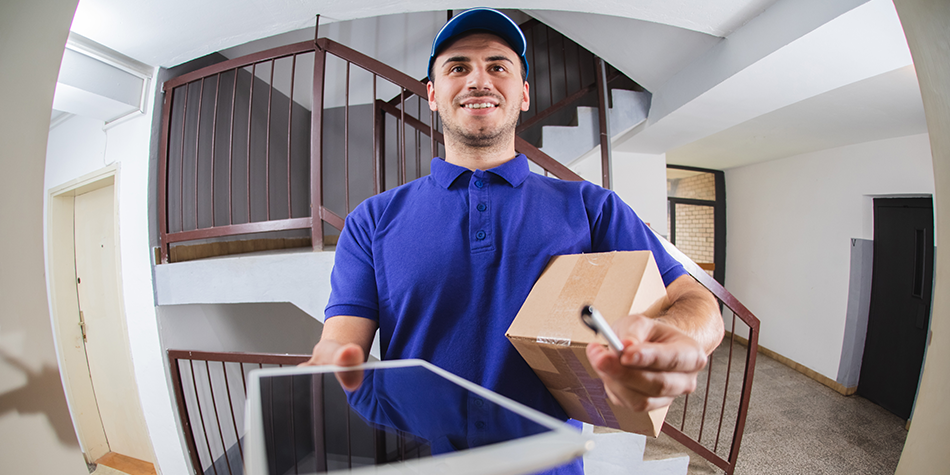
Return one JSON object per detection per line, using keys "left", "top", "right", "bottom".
{"left": 473, "top": 398, "right": 484, "bottom": 407}
{"left": 475, "top": 230, "right": 487, "bottom": 240}
{"left": 475, "top": 421, "right": 486, "bottom": 430}
{"left": 476, "top": 203, "right": 487, "bottom": 212}
{"left": 474, "top": 180, "right": 485, "bottom": 188}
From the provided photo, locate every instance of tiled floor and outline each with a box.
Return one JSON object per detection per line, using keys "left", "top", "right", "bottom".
{"left": 644, "top": 351, "right": 908, "bottom": 474}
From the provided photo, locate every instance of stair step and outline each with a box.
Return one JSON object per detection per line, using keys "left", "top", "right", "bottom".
{"left": 539, "top": 89, "right": 650, "bottom": 166}
{"left": 582, "top": 424, "right": 688, "bottom": 475}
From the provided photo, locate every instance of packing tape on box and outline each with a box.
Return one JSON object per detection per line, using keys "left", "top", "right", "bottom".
{"left": 539, "top": 345, "right": 619, "bottom": 428}
{"left": 537, "top": 336, "right": 571, "bottom": 346}
{"left": 536, "top": 253, "right": 617, "bottom": 356}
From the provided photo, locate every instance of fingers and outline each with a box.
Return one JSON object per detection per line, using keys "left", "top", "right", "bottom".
{"left": 298, "top": 340, "right": 365, "bottom": 391}
{"left": 332, "top": 344, "right": 366, "bottom": 391}
{"left": 613, "top": 315, "right": 707, "bottom": 372}
{"left": 619, "top": 340, "right": 707, "bottom": 373}
{"left": 587, "top": 341, "right": 697, "bottom": 411}
{"left": 585, "top": 316, "right": 708, "bottom": 412}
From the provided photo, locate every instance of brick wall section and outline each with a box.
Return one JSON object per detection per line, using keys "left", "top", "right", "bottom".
{"left": 674, "top": 204, "right": 715, "bottom": 264}
{"left": 669, "top": 172, "right": 716, "bottom": 200}
{"left": 668, "top": 172, "right": 716, "bottom": 274}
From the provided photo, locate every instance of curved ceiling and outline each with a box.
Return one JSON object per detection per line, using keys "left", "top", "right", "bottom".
{"left": 70, "top": 0, "right": 777, "bottom": 68}
{"left": 66, "top": 0, "right": 926, "bottom": 171}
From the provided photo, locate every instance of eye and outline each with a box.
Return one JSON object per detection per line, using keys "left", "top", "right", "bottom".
{"left": 449, "top": 65, "right": 466, "bottom": 73}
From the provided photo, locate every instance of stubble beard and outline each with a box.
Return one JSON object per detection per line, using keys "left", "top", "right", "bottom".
{"left": 438, "top": 91, "right": 521, "bottom": 150}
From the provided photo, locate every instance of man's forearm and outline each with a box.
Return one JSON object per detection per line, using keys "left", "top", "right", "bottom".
{"left": 655, "top": 275, "right": 724, "bottom": 354}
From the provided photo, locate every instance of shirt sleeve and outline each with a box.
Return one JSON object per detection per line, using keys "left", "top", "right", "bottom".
{"left": 589, "top": 190, "right": 688, "bottom": 286}
{"left": 325, "top": 204, "right": 381, "bottom": 322}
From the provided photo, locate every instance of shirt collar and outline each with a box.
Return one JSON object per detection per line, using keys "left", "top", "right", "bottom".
{"left": 430, "top": 154, "right": 530, "bottom": 189}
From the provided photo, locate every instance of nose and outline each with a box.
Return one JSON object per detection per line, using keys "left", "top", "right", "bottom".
{"left": 466, "top": 68, "right": 492, "bottom": 91}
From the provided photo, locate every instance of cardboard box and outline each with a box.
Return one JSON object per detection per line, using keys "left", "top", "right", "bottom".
{"left": 506, "top": 251, "right": 671, "bottom": 437}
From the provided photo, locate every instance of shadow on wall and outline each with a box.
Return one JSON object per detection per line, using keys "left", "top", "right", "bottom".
{"left": 0, "top": 349, "right": 80, "bottom": 447}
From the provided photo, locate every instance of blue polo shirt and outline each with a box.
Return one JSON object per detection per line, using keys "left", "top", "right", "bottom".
{"left": 326, "top": 154, "right": 686, "bottom": 421}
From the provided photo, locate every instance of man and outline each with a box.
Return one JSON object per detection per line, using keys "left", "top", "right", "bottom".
{"left": 305, "top": 4, "right": 722, "bottom": 452}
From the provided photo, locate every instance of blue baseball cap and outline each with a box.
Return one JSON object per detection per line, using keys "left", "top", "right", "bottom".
{"left": 427, "top": 8, "right": 528, "bottom": 82}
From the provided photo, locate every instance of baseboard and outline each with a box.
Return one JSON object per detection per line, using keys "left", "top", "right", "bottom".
{"left": 95, "top": 452, "right": 156, "bottom": 475}
{"left": 724, "top": 331, "right": 857, "bottom": 396}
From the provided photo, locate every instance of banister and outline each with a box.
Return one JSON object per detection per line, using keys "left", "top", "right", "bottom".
{"left": 318, "top": 38, "right": 427, "bottom": 98}
{"left": 515, "top": 137, "right": 584, "bottom": 182}
{"left": 163, "top": 41, "right": 315, "bottom": 91}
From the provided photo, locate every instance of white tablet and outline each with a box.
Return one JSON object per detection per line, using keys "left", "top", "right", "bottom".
{"left": 244, "top": 359, "right": 591, "bottom": 475}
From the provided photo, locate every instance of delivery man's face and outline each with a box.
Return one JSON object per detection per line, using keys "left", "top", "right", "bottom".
{"left": 427, "top": 32, "right": 530, "bottom": 148}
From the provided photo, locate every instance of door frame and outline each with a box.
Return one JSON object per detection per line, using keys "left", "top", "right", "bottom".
{"left": 46, "top": 164, "right": 150, "bottom": 464}
{"left": 857, "top": 196, "right": 936, "bottom": 421}
{"left": 666, "top": 164, "right": 727, "bottom": 285}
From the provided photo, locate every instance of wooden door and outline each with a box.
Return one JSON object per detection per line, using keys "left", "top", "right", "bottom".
{"left": 74, "top": 184, "right": 154, "bottom": 462}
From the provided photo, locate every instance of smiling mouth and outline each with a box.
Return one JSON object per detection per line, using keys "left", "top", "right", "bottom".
{"left": 462, "top": 103, "right": 498, "bottom": 109}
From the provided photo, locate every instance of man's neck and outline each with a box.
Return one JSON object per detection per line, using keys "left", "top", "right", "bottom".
{"left": 443, "top": 138, "right": 518, "bottom": 171}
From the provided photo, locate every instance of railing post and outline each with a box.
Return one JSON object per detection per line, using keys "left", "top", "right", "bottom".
{"left": 158, "top": 88, "right": 173, "bottom": 264}
{"left": 375, "top": 100, "right": 386, "bottom": 193}
{"left": 168, "top": 352, "right": 205, "bottom": 474}
{"left": 311, "top": 20, "right": 327, "bottom": 251}
{"left": 595, "top": 57, "right": 612, "bottom": 190}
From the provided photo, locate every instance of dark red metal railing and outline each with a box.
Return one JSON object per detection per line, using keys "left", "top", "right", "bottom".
{"left": 168, "top": 350, "right": 428, "bottom": 475}
{"left": 158, "top": 19, "right": 622, "bottom": 263}
{"left": 168, "top": 350, "right": 310, "bottom": 475}
{"left": 159, "top": 41, "right": 319, "bottom": 262}
{"left": 661, "top": 241, "right": 760, "bottom": 475}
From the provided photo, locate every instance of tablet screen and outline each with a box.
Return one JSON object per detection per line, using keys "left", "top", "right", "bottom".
{"left": 244, "top": 360, "right": 589, "bottom": 475}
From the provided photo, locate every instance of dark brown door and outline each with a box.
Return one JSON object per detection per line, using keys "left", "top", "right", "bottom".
{"left": 857, "top": 197, "right": 933, "bottom": 420}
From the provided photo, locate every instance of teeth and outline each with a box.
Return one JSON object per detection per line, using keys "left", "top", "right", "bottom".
{"left": 464, "top": 103, "right": 497, "bottom": 109}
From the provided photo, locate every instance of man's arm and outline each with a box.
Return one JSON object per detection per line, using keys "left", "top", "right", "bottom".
{"left": 586, "top": 274, "right": 724, "bottom": 412}
{"left": 654, "top": 274, "right": 725, "bottom": 354}
{"left": 301, "top": 315, "right": 378, "bottom": 390}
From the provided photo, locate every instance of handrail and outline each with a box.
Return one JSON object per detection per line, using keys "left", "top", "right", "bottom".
{"left": 164, "top": 41, "right": 316, "bottom": 90}
{"left": 319, "top": 38, "right": 427, "bottom": 98}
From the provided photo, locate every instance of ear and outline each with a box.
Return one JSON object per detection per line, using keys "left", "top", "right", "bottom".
{"left": 427, "top": 81, "right": 438, "bottom": 112}
{"left": 521, "top": 81, "right": 530, "bottom": 112}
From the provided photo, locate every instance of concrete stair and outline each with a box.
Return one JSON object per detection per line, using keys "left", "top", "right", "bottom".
{"left": 582, "top": 424, "right": 689, "bottom": 475}
{"left": 539, "top": 89, "right": 651, "bottom": 167}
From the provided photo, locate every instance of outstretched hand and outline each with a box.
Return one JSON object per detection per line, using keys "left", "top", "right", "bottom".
{"left": 585, "top": 314, "right": 708, "bottom": 412}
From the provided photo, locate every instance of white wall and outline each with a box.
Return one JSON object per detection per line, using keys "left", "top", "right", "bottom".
{"left": 612, "top": 152, "right": 669, "bottom": 237}
{"left": 0, "top": 0, "right": 88, "bottom": 473}
{"left": 569, "top": 151, "right": 668, "bottom": 236}
{"left": 725, "top": 133, "right": 935, "bottom": 379}
{"left": 45, "top": 91, "right": 191, "bottom": 473}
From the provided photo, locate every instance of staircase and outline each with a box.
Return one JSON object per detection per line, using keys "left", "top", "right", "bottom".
{"left": 540, "top": 89, "right": 651, "bottom": 168}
